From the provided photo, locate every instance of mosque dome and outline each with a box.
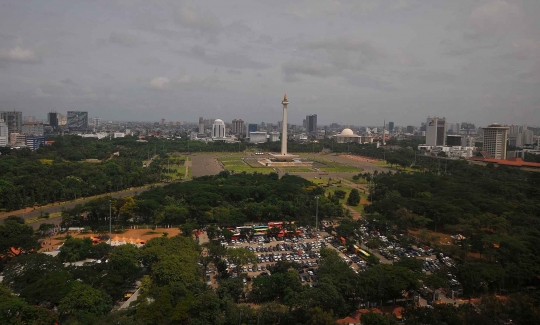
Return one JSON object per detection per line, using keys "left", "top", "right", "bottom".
{"left": 340, "top": 128, "right": 354, "bottom": 136}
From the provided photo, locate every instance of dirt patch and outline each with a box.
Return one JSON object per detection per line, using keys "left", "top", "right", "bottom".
{"left": 40, "top": 228, "right": 181, "bottom": 252}
{"left": 191, "top": 155, "right": 223, "bottom": 177}
{"left": 409, "top": 229, "right": 453, "bottom": 246}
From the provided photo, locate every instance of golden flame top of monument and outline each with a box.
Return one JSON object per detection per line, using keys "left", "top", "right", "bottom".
{"left": 282, "top": 93, "right": 289, "bottom": 104}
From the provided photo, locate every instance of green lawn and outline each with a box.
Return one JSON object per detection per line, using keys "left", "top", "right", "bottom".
{"left": 219, "top": 157, "right": 274, "bottom": 173}
{"left": 281, "top": 167, "right": 315, "bottom": 173}
{"left": 325, "top": 184, "right": 366, "bottom": 214}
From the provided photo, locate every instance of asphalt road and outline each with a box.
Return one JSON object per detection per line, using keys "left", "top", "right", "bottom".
{"left": 0, "top": 184, "right": 166, "bottom": 229}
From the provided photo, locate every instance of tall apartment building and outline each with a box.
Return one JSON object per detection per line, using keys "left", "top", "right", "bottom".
{"left": 482, "top": 123, "right": 509, "bottom": 159}
{"left": 388, "top": 121, "right": 394, "bottom": 132}
{"left": 0, "top": 118, "right": 8, "bottom": 147}
{"left": 231, "top": 119, "right": 245, "bottom": 135}
{"left": 306, "top": 114, "right": 317, "bottom": 134}
{"left": 425, "top": 117, "right": 447, "bottom": 146}
{"left": 0, "top": 111, "right": 23, "bottom": 134}
{"left": 198, "top": 117, "right": 204, "bottom": 133}
{"left": 22, "top": 122, "right": 44, "bottom": 136}
{"left": 508, "top": 125, "right": 534, "bottom": 147}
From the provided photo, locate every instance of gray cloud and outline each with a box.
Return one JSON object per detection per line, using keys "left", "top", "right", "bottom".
{"left": 0, "top": 0, "right": 538, "bottom": 126}
{"left": 185, "top": 45, "right": 269, "bottom": 69}
{"left": 108, "top": 32, "right": 140, "bottom": 47}
{"left": 0, "top": 46, "right": 40, "bottom": 64}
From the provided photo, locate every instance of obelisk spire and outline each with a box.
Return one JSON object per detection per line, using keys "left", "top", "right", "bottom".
{"left": 281, "top": 94, "right": 289, "bottom": 155}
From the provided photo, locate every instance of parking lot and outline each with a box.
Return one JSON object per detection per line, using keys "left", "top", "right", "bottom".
{"left": 220, "top": 230, "right": 364, "bottom": 284}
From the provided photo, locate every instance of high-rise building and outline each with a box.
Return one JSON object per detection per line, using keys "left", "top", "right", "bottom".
{"left": 406, "top": 125, "right": 415, "bottom": 134}
{"left": 0, "top": 111, "right": 23, "bottom": 134}
{"left": 212, "top": 119, "right": 225, "bottom": 138}
{"left": 231, "top": 119, "right": 245, "bottom": 135}
{"left": 306, "top": 114, "right": 317, "bottom": 133}
{"left": 508, "top": 125, "right": 534, "bottom": 147}
{"left": 22, "top": 122, "right": 44, "bottom": 136}
{"left": 460, "top": 122, "right": 476, "bottom": 135}
{"left": 248, "top": 124, "right": 258, "bottom": 136}
{"left": 482, "top": 123, "right": 509, "bottom": 159}
{"left": 269, "top": 131, "right": 280, "bottom": 142}
{"left": 67, "top": 111, "right": 89, "bottom": 131}
{"left": 93, "top": 117, "right": 101, "bottom": 128}
{"left": 426, "top": 117, "right": 447, "bottom": 146}
{"left": 0, "top": 118, "right": 8, "bottom": 147}
{"left": 48, "top": 112, "right": 59, "bottom": 129}
{"left": 388, "top": 121, "right": 394, "bottom": 132}
{"left": 198, "top": 117, "right": 204, "bottom": 133}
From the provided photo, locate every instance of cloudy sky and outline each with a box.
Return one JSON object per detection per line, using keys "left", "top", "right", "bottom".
{"left": 0, "top": 0, "right": 539, "bottom": 126}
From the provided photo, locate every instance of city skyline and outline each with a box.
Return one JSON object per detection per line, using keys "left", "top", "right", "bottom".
{"left": 1, "top": 1, "right": 539, "bottom": 126}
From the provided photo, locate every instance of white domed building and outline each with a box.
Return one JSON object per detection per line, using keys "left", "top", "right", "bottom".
{"left": 334, "top": 128, "right": 362, "bottom": 143}
{"left": 212, "top": 119, "right": 226, "bottom": 139}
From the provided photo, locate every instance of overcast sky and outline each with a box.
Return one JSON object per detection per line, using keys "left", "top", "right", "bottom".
{"left": 0, "top": 0, "right": 539, "bottom": 127}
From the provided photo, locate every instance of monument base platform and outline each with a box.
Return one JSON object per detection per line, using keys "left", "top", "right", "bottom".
{"left": 268, "top": 153, "right": 299, "bottom": 161}
{"left": 259, "top": 155, "right": 313, "bottom": 167}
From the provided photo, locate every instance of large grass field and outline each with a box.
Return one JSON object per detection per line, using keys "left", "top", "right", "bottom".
{"left": 281, "top": 167, "right": 315, "bottom": 173}
{"left": 162, "top": 155, "right": 190, "bottom": 180}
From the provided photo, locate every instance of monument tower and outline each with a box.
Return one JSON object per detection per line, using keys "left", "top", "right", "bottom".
{"left": 269, "top": 94, "right": 298, "bottom": 161}
{"left": 281, "top": 94, "right": 289, "bottom": 155}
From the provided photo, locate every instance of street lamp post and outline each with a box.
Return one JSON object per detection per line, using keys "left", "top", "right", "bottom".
{"left": 315, "top": 196, "right": 319, "bottom": 232}
{"left": 109, "top": 200, "right": 112, "bottom": 243}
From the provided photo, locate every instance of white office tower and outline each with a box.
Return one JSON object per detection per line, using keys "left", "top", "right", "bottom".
{"left": 482, "top": 123, "right": 509, "bottom": 159}
{"left": 212, "top": 119, "right": 225, "bottom": 139}
{"left": 269, "top": 131, "right": 280, "bottom": 142}
{"left": 0, "top": 119, "right": 8, "bottom": 147}
{"left": 426, "top": 117, "right": 447, "bottom": 146}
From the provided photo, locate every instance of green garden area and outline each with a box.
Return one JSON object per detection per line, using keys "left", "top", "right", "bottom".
{"left": 161, "top": 154, "right": 190, "bottom": 181}
{"left": 219, "top": 157, "right": 273, "bottom": 173}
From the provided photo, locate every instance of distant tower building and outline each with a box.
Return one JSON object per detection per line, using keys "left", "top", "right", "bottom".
{"left": 482, "top": 123, "right": 509, "bottom": 159}
{"left": 67, "top": 111, "right": 89, "bottom": 131}
{"left": 93, "top": 117, "right": 101, "bottom": 128}
{"left": 48, "top": 112, "right": 59, "bottom": 129}
{"left": 231, "top": 119, "right": 245, "bottom": 135}
{"left": 0, "top": 111, "right": 23, "bottom": 134}
{"left": 161, "top": 118, "right": 165, "bottom": 126}
{"left": 0, "top": 119, "right": 8, "bottom": 147}
{"left": 425, "top": 117, "right": 447, "bottom": 146}
{"left": 198, "top": 117, "right": 204, "bottom": 133}
{"left": 382, "top": 119, "right": 386, "bottom": 145}
{"left": 406, "top": 125, "right": 415, "bottom": 134}
{"left": 248, "top": 124, "right": 258, "bottom": 136}
{"left": 212, "top": 119, "right": 225, "bottom": 138}
{"left": 306, "top": 114, "right": 317, "bottom": 134}
{"left": 388, "top": 121, "right": 394, "bottom": 132}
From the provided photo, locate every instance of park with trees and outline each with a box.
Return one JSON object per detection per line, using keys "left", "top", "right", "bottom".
{"left": 1, "top": 135, "right": 540, "bottom": 324}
